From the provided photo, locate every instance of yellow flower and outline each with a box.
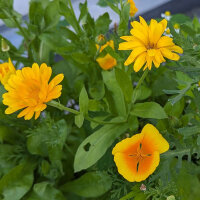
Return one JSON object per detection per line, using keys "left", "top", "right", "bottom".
{"left": 119, "top": 16, "right": 183, "bottom": 72}
{"left": 3, "top": 63, "right": 64, "bottom": 120}
{"left": 112, "top": 124, "right": 169, "bottom": 182}
{"left": 173, "top": 23, "right": 180, "bottom": 30}
{"left": 0, "top": 58, "right": 16, "bottom": 85}
{"left": 96, "top": 40, "right": 117, "bottom": 70}
{"left": 127, "top": 0, "right": 138, "bottom": 17}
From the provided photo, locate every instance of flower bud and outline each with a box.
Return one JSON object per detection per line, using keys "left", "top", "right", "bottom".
{"left": 95, "top": 34, "right": 106, "bottom": 46}
{"left": 1, "top": 38, "right": 10, "bottom": 52}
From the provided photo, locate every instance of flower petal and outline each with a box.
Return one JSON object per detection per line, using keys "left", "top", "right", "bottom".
{"left": 141, "top": 124, "right": 169, "bottom": 154}
{"left": 112, "top": 133, "right": 143, "bottom": 155}
{"left": 135, "top": 151, "right": 160, "bottom": 182}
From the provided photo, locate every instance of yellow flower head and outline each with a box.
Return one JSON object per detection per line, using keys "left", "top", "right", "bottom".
{"left": 96, "top": 40, "right": 117, "bottom": 70}
{"left": 173, "top": 23, "right": 180, "bottom": 30}
{"left": 165, "top": 11, "right": 171, "bottom": 16}
{"left": 165, "top": 28, "right": 171, "bottom": 35}
{"left": 3, "top": 63, "right": 64, "bottom": 120}
{"left": 127, "top": 0, "right": 138, "bottom": 17}
{"left": 112, "top": 124, "right": 169, "bottom": 182}
{"left": 119, "top": 16, "right": 183, "bottom": 72}
{"left": 0, "top": 58, "right": 16, "bottom": 85}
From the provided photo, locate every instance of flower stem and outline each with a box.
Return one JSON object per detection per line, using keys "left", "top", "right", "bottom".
{"left": 94, "top": 45, "right": 102, "bottom": 60}
{"left": 48, "top": 100, "right": 126, "bottom": 125}
{"left": 132, "top": 69, "right": 149, "bottom": 105}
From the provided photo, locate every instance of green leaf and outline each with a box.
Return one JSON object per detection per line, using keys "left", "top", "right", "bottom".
{"left": 74, "top": 118, "right": 128, "bottom": 172}
{"left": 115, "top": 68, "right": 133, "bottom": 103}
{"left": 78, "top": 0, "right": 88, "bottom": 23}
{"left": 44, "top": 0, "right": 60, "bottom": 29}
{"left": 58, "top": 1, "right": 80, "bottom": 33}
{"left": 197, "top": 135, "right": 200, "bottom": 146}
{"left": 79, "top": 86, "right": 89, "bottom": 116}
{"left": 75, "top": 113, "right": 84, "bottom": 128}
{"left": 89, "top": 80, "right": 105, "bottom": 100}
{"left": 95, "top": 12, "right": 111, "bottom": 34}
{"left": 27, "top": 182, "right": 66, "bottom": 200}
{"left": 102, "top": 70, "right": 126, "bottom": 117}
{"left": 29, "top": 1, "right": 44, "bottom": 25}
{"left": 135, "top": 85, "right": 152, "bottom": 101}
{"left": 0, "top": 162, "right": 34, "bottom": 200}
{"left": 60, "top": 171, "right": 112, "bottom": 198}
{"left": 71, "top": 52, "right": 91, "bottom": 64}
{"left": 178, "top": 126, "right": 200, "bottom": 139}
{"left": 131, "top": 102, "right": 167, "bottom": 119}
{"left": 164, "top": 97, "right": 185, "bottom": 117}
{"left": 180, "top": 24, "right": 196, "bottom": 36}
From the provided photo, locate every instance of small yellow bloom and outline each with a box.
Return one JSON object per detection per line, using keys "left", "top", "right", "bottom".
{"left": 96, "top": 40, "right": 117, "bottom": 70}
{"left": 0, "top": 58, "right": 16, "bottom": 85}
{"left": 119, "top": 16, "right": 183, "bottom": 72}
{"left": 1, "top": 38, "right": 10, "bottom": 52}
{"left": 95, "top": 34, "right": 106, "bottom": 45}
{"left": 173, "top": 23, "right": 180, "bottom": 30}
{"left": 3, "top": 63, "right": 64, "bottom": 120}
{"left": 165, "top": 28, "right": 171, "bottom": 35}
{"left": 127, "top": 0, "right": 138, "bottom": 17}
{"left": 165, "top": 11, "right": 171, "bottom": 16}
{"left": 112, "top": 124, "right": 169, "bottom": 182}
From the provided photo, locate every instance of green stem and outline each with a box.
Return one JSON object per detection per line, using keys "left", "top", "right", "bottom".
{"left": 47, "top": 100, "right": 126, "bottom": 125}
{"left": 94, "top": 45, "right": 101, "bottom": 60}
{"left": 3, "top": 9, "right": 33, "bottom": 60}
{"left": 132, "top": 69, "right": 149, "bottom": 105}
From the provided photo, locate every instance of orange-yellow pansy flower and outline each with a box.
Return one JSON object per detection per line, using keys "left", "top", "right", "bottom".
{"left": 112, "top": 124, "right": 169, "bottom": 182}
{"left": 119, "top": 16, "right": 183, "bottom": 72}
{"left": 0, "top": 58, "right": 16, "bottom": 85}
{"left": 127, "top": 0, "right": 138, "bottom": 17}
{"left": 96, "top": 40, "right": 117, "bottom": 70}
{"left": 2, "top": 63, "right": 64, "bottom": 120}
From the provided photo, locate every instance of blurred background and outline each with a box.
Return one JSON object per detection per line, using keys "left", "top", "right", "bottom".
{"left": 0, "top": 0, "right": 200, "bottom": 48}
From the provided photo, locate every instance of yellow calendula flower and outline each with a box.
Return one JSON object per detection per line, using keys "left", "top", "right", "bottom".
{"left": 3, "top": 63, "right": 64, "bottom": 120}
{"left": 96, "top": 40, "right": 117, "bottom": 70}
{"left": 112, "top": 124, "right": 169, "bottom": 182}
{"left": 127, "top": 0, "right": 138, "bottom": 17}
{"left": 119, "top": 16, "right": 183, "bottom": 72}
{"left": 0, "top": 58, "right": 16, "bottom": 85}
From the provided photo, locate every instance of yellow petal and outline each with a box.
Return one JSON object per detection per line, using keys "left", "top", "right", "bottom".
{"left": 112, "top": 133, "right": 142, "bottom": 155}
{"left": 141, "top": 124, "right": 169, "bottom": 154}
{"left": 96, "top": 54, "right": 117, "bottom": 70}
{"left": 133, "top": 52, "right": 147, "bottom": 72}
{"left": 160, "top": 48, "right": 180, "bottom": 61}
{"left": 124, "top": 47, "right": 146, "bottom": 66}
{"left": 119, "top": 41, "right": 143, "bottom": 50}
{"left": 114, "top": 152, "right": 138, "bottom": 182}
{"left": 135, "top": 151, "right": 160, "bottom": 182}
{"left": 157, "top": 36, "right": 174, "bottom": 48}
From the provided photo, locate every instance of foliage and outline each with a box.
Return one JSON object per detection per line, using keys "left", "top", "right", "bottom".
{"left": 0, "top": 0, "right": 199, "bottom": 199}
